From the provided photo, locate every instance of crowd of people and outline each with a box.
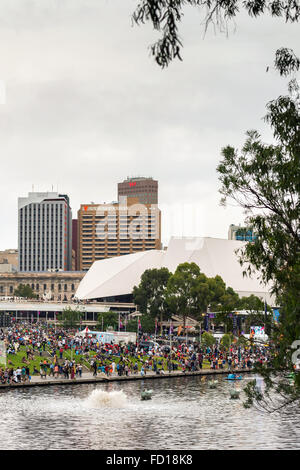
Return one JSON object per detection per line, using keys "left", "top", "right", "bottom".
{"left": 0, "top": 321, "right": 272, "bottom": 385}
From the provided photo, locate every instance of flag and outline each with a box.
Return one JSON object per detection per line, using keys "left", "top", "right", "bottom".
{"left": 273, "top": 308, "right": 280, "bottom": 324}
{"left": 177, "top": 325, "right": 183, "bottom": 336}
{"left": 138, "top": 318, "right": 142, "bottom": 330}
{"left": 264, "top": 300, "right": 268, "bottom": 322}
{"left": 169, "top": 322, "right": 173, "bottom": 335}
{"left": 119, "top": 318, "right": 123, "bottom": 329}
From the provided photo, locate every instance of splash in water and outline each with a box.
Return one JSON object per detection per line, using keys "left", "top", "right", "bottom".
{"left": 85, "top": 389, "right": 128, "bottom": 409}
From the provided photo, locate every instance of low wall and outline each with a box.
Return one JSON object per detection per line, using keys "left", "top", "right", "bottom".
{"left": 0, "top": 368, "right": 253, "bottom": 390}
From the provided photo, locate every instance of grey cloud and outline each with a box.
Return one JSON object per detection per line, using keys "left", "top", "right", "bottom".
{"left": 0, "top": 0, "right": 299, "bottom": 249}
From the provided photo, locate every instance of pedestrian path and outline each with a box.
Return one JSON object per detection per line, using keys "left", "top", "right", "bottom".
{"left": 0, "top": 367, "right": 253, "bottom": 389}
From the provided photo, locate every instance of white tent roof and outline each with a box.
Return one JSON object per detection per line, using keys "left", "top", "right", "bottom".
{"left": 75, "top": 249, "right": 165, "bottom": 301}
{"left": 75, "top": 237, "right": 274, "bottom": 304}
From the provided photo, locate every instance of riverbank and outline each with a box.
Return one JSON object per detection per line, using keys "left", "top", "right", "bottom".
{"left": 0, "top": 367, "right": 253, "bottom": 389}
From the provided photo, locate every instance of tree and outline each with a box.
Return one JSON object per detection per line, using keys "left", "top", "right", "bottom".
{"left": 217, "top": 48, "right": 300, "bottom": 412}
{"left": 58, "top": 307, "right": 83, "bottom": 329}
{"left": 221, "top": 332, "right": 234, "bottom": 349}
{"left": 14, "top": 284, "right": 37, "bottom": 299}
{"left": 201, "top": 331, "right": 215, "bottom": 348}
{"left": 166, "top": 262, "right": 210, "bottom": 334}
{"left": 97, "top": 312, "right": 119, "bottom": 331}
{"left": 133, "top": 267, "right": 172, "bottom": 335}
{"left": 217, "top": 48, "right": 299, "bottom": 297}
{"left": 237, "top": 294, "right": 272, "bottom": 334}
{"left": 208, "top": 278, "right": 240, "bottom": 332}
{"left": 132, "top": 1, "right": 300, "bottom": 67}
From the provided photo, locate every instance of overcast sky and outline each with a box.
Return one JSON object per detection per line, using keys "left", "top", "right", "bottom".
{"left": 0, "top": 0, "right": 299, "bottom": 250}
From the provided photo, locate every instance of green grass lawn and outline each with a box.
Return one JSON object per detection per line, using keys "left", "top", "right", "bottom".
{"left": 3, "top": 346, "right": 212, "bottom": 375}
{"left": 5, "top": 347, "right": 47, "bottom": 374}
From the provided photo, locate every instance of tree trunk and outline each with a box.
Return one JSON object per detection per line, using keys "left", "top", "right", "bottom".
{"left": 160, "top": 310, "right": 163, "bottom": 336}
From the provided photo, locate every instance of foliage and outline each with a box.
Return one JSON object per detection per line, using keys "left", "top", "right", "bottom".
{"left": 236, "top": 335, "right": 249, "bottom": 347}
{"left": 58, "top": 307, "right": 84, "bottom": 329}
{"left": 126, "top": 315, "right": 156, "bottom": 333}
{"left": 140, "top": 314, "right": 156, "bottom": 333}
{"left": 132, "top": 1, "right": 299, "bottom": 67}
{"left": 217, "top": 48, "right": 300, "bottom": 411}
{"left": 166, "top": 262, "right": 209, "bottom": 333}
{"left": 221, "top": 333, "right": 234, "bottom": 349}
{"left": 237, "top": 295, "right": 272, "bottom": 334}
{"left": 97, "top": 312, "right": 119, "bottom": 331}
{"left": 133, "top": 267, "right": 172, "bottom": 334}
{"left": 201, "top": 331, "right": 215, "bottom": 348}
{"left": 133, "top": 263, "right": 249, "bottom": 335}
{"left": 14, "top": 284, "right": 37, "bottom": 299}
{"left": 217, "top": 49, "right": 299, "bottom": 298}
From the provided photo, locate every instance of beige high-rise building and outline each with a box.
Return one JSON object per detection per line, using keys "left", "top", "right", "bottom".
{"left": 77, "top": 197, "right": 161, "bottom": 271}
{"left": 118, "top": 177, "right": 158, "bottom": 205}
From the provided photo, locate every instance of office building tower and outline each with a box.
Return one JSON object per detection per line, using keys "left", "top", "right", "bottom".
{"left": 77, "top": 197, "right": 161, "bottom": 271}
{"left": 118, "top": 177, "right": 158, "bottom": 205}
{"left": 72, "top": 219, "right": 78, "bottom": 270}
{"left": 18, "top": 192, "right": 72, "bottom": 272}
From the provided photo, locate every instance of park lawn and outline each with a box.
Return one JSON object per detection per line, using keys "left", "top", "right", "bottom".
{"left": 7, "top": 345, "right": 213, "bottom": 375}
{"left": 6, "top": 347, "right": 47, "bottom": 374}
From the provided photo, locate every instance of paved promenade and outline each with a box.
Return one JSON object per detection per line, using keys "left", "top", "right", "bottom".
{"left": 0, "top": 368, "right": 253, "bottom": 389}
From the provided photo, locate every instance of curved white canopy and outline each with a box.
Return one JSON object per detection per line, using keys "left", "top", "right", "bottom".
{"left": 75, "top": 237, "right": 274, "bottom": 304}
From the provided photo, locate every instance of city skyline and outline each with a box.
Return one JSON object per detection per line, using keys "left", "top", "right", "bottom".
{"left": 0, "top": 1, "right": 299, "bottom": 251}
{"left": 4, "top": 180, "right": 251, "bottom": 255}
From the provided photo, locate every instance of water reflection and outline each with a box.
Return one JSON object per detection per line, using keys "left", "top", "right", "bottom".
{"left": 0, "top": 375, "right": 299, "bottom": 449}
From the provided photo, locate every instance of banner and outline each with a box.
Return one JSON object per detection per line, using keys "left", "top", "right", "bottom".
{"left": 250, "top": 326, "right": 265, "bottom": 336}
{"left": 273, "top": 308, "right": 280, "bottom": 324}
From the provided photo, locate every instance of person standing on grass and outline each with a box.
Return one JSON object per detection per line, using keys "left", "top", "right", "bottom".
{"left": 92, "top": 360, "right": 97, "bottom": 377}
{"left": 54, "top": 364, "right": 59, "bottom": 378}
{"left": 16, "top": 367, "right": 22, "bottom": 383}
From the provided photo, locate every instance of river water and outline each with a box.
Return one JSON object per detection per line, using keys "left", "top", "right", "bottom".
{"left": 0, "top": 375, "right": 299, "bottom": 450}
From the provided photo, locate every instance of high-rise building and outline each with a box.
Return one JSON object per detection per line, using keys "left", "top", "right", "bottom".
{"left": 118, "top": 177, "right": 158, "bottom": 205}
{"left": 228, "top": 224, "right": 257, "bottom": 242}
{"left": 18, "top": 192, "right": 72, "bottom": 272}
{"left": 77, "top": 197, "right": 161, "bottom": 271}
{"left": 72, "top": 219, "right": 78, "bottom": 270}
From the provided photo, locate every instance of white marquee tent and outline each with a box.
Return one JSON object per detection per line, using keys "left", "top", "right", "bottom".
{"left": 75, "top": 237, "right": 274, "bottom": 305}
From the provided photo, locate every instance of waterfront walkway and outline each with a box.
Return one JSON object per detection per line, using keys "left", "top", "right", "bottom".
{"left": 0, "top": 368, "right": 253, "bottom": 389}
